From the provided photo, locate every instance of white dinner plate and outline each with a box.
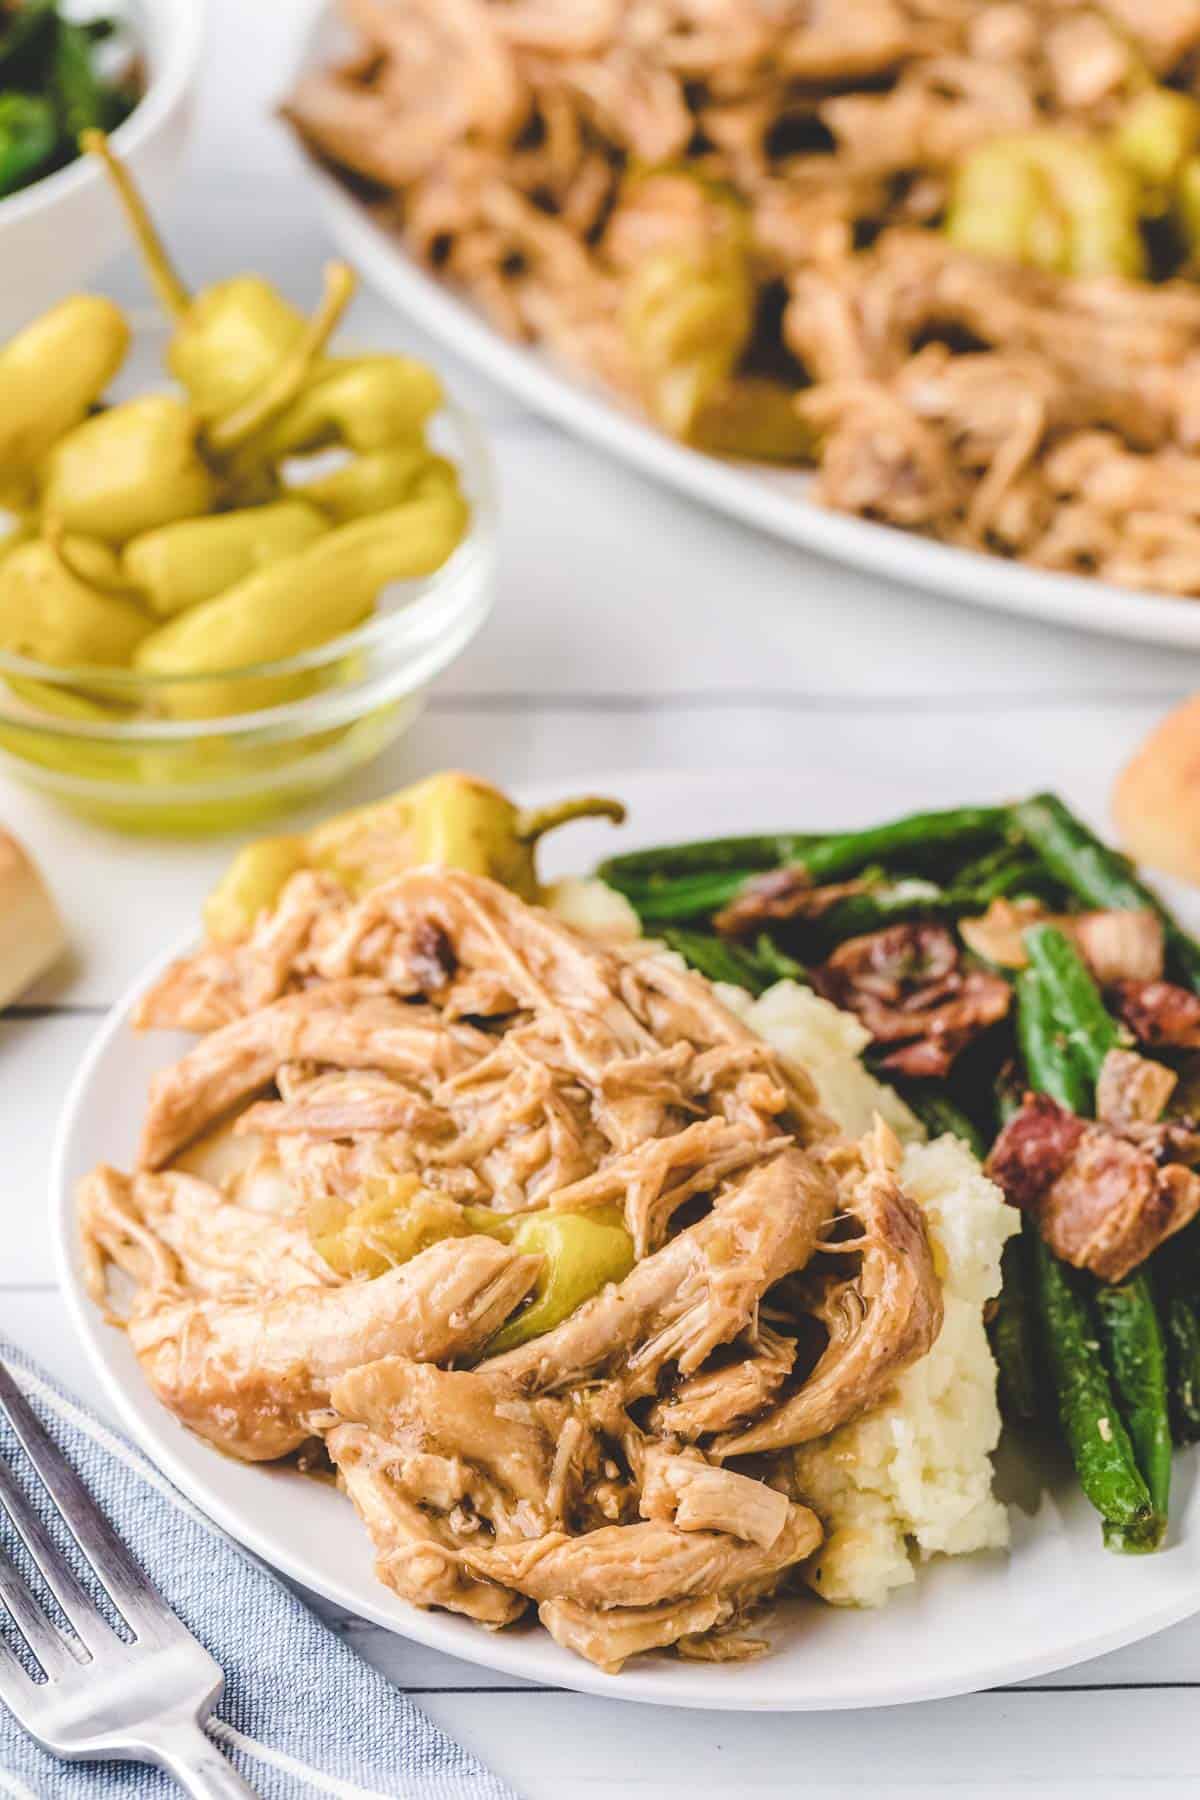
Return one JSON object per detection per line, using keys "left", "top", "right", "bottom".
{"left": 51, "top": 766, "right": 1200, "bottom": 1710}
{"left": 292, "top": 4, "right": 1200, "bottom": 653}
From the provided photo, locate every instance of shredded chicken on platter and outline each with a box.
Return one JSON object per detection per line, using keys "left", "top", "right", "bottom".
{"left": 82, "top": 867, "right": 947, "bottom": 1671}
{"left": 286, "top": 1, "right": 1200, "bottom": 599}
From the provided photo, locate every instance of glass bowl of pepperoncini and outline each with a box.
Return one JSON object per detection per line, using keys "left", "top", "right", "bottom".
{"left": 0, "top": 140, "right": 496, "bottom": 834}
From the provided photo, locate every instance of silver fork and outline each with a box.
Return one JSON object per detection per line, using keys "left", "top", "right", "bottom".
{"left": 0, "top": 1359, "right": 255, "bottom": 1796}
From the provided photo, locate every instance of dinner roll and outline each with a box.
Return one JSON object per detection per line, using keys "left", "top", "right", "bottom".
{"left": 1113, "top": 694, "right": 1200, "bottom": 885}
{"left": 0, "top": 829, "right": 65, "bottom": 1006}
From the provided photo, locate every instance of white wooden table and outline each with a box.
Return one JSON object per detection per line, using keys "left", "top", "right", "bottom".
{"left": 8, "top": 3, "right": 1200, "bottom": 1793}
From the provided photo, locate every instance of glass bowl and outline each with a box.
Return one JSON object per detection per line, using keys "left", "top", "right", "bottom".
{"left": 0, "top": 400, "right": 496, "bottom": 834}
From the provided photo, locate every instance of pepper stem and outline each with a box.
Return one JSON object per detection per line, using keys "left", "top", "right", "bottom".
{"left": 515, "top": 795, "right": 626, "bottom": 844}
{"left": 81, "top": 130, "right": 191, "bottom": 319}
{"left": 206, "top": 262, "right": 358, "bottom": 454}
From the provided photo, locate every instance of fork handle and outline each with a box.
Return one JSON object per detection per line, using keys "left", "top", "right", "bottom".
{"left": 137, "top": 1715, "right": 258, "bottom": 1798}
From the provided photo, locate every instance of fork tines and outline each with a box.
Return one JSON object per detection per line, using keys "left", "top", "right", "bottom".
{"left": 0, "top": 1359, "right": 171, "bottom": 1684}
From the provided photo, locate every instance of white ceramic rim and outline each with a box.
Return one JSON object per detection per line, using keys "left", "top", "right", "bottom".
{"left": 46, "top": 765, "right": 1200, "bottom": 1711}
{"left": 290, "top": 0, "right": 1200, "bottom": 652}
{"left": 0, "top": 0, "right": 206, "bottom": 227}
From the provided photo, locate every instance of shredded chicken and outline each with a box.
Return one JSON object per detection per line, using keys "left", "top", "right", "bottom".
{"left": 285, "top": 0, "right": 1200, "bottom": 599}
{"left": 81, "top": 867, "right": 948, "bottom": 1669}
{"left": 126, "top": 1238, "right": 541, "bottom": 1461}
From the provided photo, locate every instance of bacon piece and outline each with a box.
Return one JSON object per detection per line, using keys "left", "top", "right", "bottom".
{"left": 713, "top": 870, "right": 867, "bottom": 937}
{"left": 987, "top": 1092, "right": 1085, "bottom": 1210}
{"left": 958, "top": 901, "right": 1163, "bottom": 984}
{"left": 1071, "top": 912, "right": 1164, "bottom": 986}
{"left": 1109, "top": 978, "right": 1200, "bottom": 1050}
{"left": 1095, "top": 1048, "right": 1178, "bottom": 1134}
{"left": 988, "top": 1089, "right": 1200, "bottom": 1282}
{"left": 811, "top": 922, "right": 1010, "bottom": 1078}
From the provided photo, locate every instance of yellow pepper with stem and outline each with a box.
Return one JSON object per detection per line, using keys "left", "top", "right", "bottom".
{"left": 229, "top": 355, "right": 444, "bottom": 469}
{"left": 202, "top": 771, "right": 626, "bottom": 940}
{"left": 82, "top": 130, "right": 312, "bottom": 424}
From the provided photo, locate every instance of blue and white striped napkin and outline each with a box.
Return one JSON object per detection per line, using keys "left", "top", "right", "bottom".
{"left": 0, "top": 1342, "right": 519, "bottom": 1799}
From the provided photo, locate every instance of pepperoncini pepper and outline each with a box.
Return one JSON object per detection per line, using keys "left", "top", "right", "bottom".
{"left": 305, "top": 1178, "right": 634, "bottom": 1350}
{"left": 946, "top": 131, "right": 1145, "bottom": 278}
{"left": 0, "top": 538, "right": 151, "bottom": 666}
{"left": 40, "top": 395, "right": 217, "bottom": 546}
{"left": 0, "top": 294, "right": 129, "bottom": 474}
{"left": 82, "top": 129, "right": 313, "bottom": 423}
{"left": 311, "top": 1178, "right": 475, "bottom": 1279}
{"left": 202, "top": 771, "right": 627, "bottom": 940}
{"left": 689, "top": 378, "right": 814, "bottom": 463}
{"left": 1177, "top": 156, "right": 1200, "bottom": 255}
{"left": 292, "top": 445, "right": 442, "bottom": 522}
{"left": 83, "top": 130, "right": 431, "bottom": 461}
{"left": 123, "top": 499, "right": 330, "bottom": 618}
{"left": 615, "top": 172, "right": 755, "bottom": 440}
{"left": 483, "top": 1207, "right": 636, "bottom": 1354}
{"left": 1115, "top": 88, "right": 1200, "bottom": 197}
{"left": 623, "top": 243, "right": 755, "bottom": 439}
{"left": 133, "top": 470, "right": 469, "bottom": 716}
{"left": 231, "top": 355, "right": 444, "bottom": 467}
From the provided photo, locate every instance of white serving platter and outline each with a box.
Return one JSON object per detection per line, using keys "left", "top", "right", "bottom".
{"left": 289, "top": 1, "right": 1200, "bottom": 653}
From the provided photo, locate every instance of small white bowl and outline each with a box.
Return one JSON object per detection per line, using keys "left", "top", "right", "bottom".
{"left": 0, "top": 0, "right": 205, "bottom": 333}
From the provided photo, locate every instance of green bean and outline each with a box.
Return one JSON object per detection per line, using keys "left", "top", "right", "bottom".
{"left": 618, "top": 867, "right": 764, "bottom": 922}
{"left": 1094, "top": 1273, "right": 1172, "bottom": 1526}
{"left": 600, "top": 833, "right": 820, "bottom": 882}
{"left": 939, "top": 840, "right": 1018, "bottom": 888}
{"left": 603, "top": 805, "right": 1005, "bottom": 895}
{"left": 1162, "top": 1295, "right": 1200, "bottom": 1445}
{"left": 1013, "top": 793, "right": 1200, "bottom": 993}
{"left": 0, "top": 92, "right": 55, "bottom": 195}
{"left": 991, "top": 1224, "right": 1042, "bottom": 1425}
{"left": 662, "top": 929, "right": 772, "bottom": 995}
{"left": 1033, "top": 1239, "right": 1159, "bottom": 1552}
{"left": 807, "top": 878, "right": 954, "bottom": 946}
{"left": 1154, "top": 1221, "right": 1200, "bottom": 1444}
{"left": 1022, "top": 923, "right": 1123, "bottom": 1087}
{"left": 798, "top": 806, "right": 1009, "bottom": 883}
{"left": 896, "top": 1086, "right": 986, "bottom": 1157}
{"left": 752, "top": 932, "right": 806, "bottom": 984}
{"left": 1015, "top": 966, "right": 1091, "bottom": 1112}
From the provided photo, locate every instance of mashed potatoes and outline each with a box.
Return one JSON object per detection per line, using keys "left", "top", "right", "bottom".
{"left": 729, "top": 981, "right": 1021, "bottom": 1608}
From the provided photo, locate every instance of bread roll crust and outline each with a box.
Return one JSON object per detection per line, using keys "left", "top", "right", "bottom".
{"left": 1113, "top": 694, "right": 1200, "bottom": 885}
{"left": 0, "top": 829, "right": 65, "bottom": 1006}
